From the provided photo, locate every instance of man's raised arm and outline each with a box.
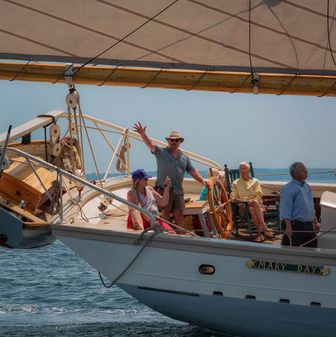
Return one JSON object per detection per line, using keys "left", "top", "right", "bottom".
{"left": 133, "top": 122, "right": 156, "bottom": 153}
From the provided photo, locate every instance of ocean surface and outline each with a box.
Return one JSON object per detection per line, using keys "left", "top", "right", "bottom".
{"left": 1, "top": 240, "right": 226, "bottom": 337}
{"left": 1, "top": 168, "right": 335, "bottom": 337}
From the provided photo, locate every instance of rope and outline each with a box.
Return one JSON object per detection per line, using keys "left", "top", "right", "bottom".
{"left": 230, "top": 73, "right": 252, "bottom": 94}
{"left": 98, "top": 63, "right": 121, "bottom": 86}
{"left": 98, "top": 220, "right": 333, "bottom": 289}
{"left": 136, "top": 0, "right": 264, "bottom": 63}
{"left": 255, "top": 170, "right": 335, "bottom": 177}
{"left": 327, "top": 0, "right": 336, "bottom": 67}
{"left": 266, "top": 4, "right": 299, "bottom": 95}
{"left": 319, "top": 1, "right": 336, "bottom": 96}
{"left": 318, "top": 78, "right": 336, "bottom": 97}
{"left": 277, "top": 72, "right": 299, "bottom": 96}
{"left": 322, "top": 2, "right": 336, "bottom": 71}
{"left": 116, "top": 133, "right": 130, "bottom": 173}
{"left": 248, "top": 0, "right": 253, "bottom": 75}
{"left": 300, "top": 225, "right": 336, "bottom": 247}
{"left": 93, "top": 122, "right": 118, "bottom": 153}
{"left": 79, "top": 103, "right": 85, "bottom": 174}
{"left": 77, "top": 100, "right": 103, "bottom": 188}
{"left": 62, "top": 177, "right": 89, "bottom": 222}
{"left": 98, "top": 230, "right": 158, "bottom": 288}
{"left": 66, "top": 105, "right": 76, "bottom": 173}
{"left": 10, "top": 58, "right": 32, "bottom": 82}
{"left": 142, "top": 65, "right": 166, "bottom": 89}
{"left": 186, "top": 67, "right": 212, "bottom": 91}
{"left": 75, "top": 124, "right": 134, "bottom": 136}
{"left": 69, "top": 198, "right": 89, "bottom": 222}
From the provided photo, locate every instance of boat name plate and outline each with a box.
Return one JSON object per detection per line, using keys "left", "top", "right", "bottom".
{"left": 246, "top": 259, "right": 330, "bottom": 276}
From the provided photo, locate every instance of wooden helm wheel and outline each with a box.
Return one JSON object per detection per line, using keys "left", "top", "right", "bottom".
{"left": 207, "top": 176, "right": 232, "bottom": 238}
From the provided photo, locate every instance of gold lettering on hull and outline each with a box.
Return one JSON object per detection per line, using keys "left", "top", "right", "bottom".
{"left": 246, "top": 259, "right": 331, "bottom": 276}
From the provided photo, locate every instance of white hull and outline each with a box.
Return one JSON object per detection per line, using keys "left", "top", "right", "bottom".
{"left": 52, "top": 225, "right": 336, "bottom": 336}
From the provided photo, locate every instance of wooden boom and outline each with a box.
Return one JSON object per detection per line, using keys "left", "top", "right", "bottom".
{"left": 1, "top": 61, "right": 336, "bottom": 97}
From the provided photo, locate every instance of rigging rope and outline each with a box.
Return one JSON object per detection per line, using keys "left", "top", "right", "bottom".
{"left": 327, "top": 0, "right": 336, "bottom": 67}
{"left": 61, "top": 177, "right": 89, "bottom": 222}
{"left": 136, "top": 0, "right": 264, "bottom": 63}
{"left": 98, "top": 230, "right": 158, "bottom": 288}
{"left": 77, "top": 99, "right": 103, "bottom": 188}
{"left": 10, "top": 58, "right": 32, "bottom": 82}
{"left": 116, "top": 132, "right": 130, "bottom": 174}
{"left": 255, "top": 170, "right": 335, "bottom": 177}
{"left": 248, "top": 0, "right": 253, "bottom": 75}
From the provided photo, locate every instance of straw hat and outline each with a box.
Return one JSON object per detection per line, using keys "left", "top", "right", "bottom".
{"left": 208, "top": 168, "right": 225, "bottom": 179}
{"left": 165, "top": 131, "right": 184, "bottom": 143}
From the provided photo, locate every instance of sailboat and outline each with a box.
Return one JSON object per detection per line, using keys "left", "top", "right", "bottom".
{"left": 1, "top": 1, "right": 336, "bottom": 336}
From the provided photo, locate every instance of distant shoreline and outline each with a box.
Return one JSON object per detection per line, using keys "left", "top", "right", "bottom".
{"left": 86, "top": 168, "right": 336, "bottom": 183}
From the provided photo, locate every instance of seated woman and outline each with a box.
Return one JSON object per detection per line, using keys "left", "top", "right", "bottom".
{"left": 230, "top": 162, "right": 273, "bottom": 242}
{"left": 127, "top": 169, "right": 175, "bottom": 233}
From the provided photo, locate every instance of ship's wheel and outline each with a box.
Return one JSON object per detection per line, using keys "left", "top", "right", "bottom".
{"left": 207, "top": 176, "right": 232, "bottom": 239}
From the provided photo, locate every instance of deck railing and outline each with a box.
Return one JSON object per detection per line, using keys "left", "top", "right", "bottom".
{"left": 3, "top": 147, "right": 161, "bottom": 230}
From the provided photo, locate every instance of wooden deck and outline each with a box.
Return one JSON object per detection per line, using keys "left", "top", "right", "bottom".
{"left": 62, "top": 191, "right": 281, "bottom": 245}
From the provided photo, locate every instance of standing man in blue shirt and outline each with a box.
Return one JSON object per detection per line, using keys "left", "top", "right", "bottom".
{"left": 133, "top": 122, "right": 208, "bottom": 229}
{"left": 280, "top": 162, "right": 319, "bottom": 247}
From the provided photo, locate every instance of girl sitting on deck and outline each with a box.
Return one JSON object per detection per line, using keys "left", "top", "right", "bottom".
{"left": 127, "top": 169, "right": 175, "bottom": 233}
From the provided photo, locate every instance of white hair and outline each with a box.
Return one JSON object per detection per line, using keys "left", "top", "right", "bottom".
{"left": 239, "top": 161, "right": 250, "bottom": 170}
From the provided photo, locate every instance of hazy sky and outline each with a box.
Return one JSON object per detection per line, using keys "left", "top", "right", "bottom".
{"left": 0, "top": 80, "right": 335, "bottom": 172}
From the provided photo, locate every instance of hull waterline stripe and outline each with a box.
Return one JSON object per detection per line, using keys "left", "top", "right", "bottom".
{"left": 137, "top": 286, "right": 199, "bottom": 297}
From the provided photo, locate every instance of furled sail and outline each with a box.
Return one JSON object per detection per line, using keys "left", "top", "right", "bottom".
{"left": 1, "top": 0, "right": 336, "bottom": 95}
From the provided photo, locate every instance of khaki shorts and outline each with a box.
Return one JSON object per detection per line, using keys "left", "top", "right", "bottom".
{"left": 155, "top": 187, "right": 185, "bottom": 213}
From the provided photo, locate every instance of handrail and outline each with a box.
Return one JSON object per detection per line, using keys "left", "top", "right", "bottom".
{"left": 0, "top": 111, "right": 66, "bottom": 145}
{"left": 81, "top": 114, "right": 223, "bottom": 170}
{"left": 0, "top": 111, "right": 222, "bottom": 170}
{"left": 2, "top": 147, "right": 161, "bottom": 229}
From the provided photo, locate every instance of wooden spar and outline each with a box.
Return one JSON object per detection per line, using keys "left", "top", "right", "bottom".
{"left": 1, "top": 61, "right": 336, "bottom": 96}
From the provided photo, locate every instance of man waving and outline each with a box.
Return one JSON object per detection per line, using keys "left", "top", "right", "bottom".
{"left": 133, "top": 122, "right": 208, "bottom": 229}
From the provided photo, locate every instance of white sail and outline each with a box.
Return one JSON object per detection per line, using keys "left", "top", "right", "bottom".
{"left": 1, "top": 1, "right": 336, "bottom": 95}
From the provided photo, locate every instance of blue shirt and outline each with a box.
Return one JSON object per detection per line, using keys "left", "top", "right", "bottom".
{"left": 153, "top": 145, "right": 194, "bottom": 196}
{"left": 280, "top": 179, "right": 315, "bottom": 222}
{"left": 199, "top": 186, "right": 208, "bottom": 200}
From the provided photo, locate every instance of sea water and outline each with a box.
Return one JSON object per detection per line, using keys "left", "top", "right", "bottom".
{"left": 1, "top": 169, "right": 335, "bottom": 337}
{"left": 0, "top": 241, "right": 224, "bottom": 337}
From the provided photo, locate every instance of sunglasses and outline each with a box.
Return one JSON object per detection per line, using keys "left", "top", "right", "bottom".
{"left": 169, "top": 138, "right": 181, "bottom": 143}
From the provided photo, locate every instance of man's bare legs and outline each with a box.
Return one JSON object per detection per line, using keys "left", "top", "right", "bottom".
{"left": 161, "top": 208, "right": 184, "bottom": 233}
{"left": 173, "top": 209, "right": 184, "bottom": 229}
